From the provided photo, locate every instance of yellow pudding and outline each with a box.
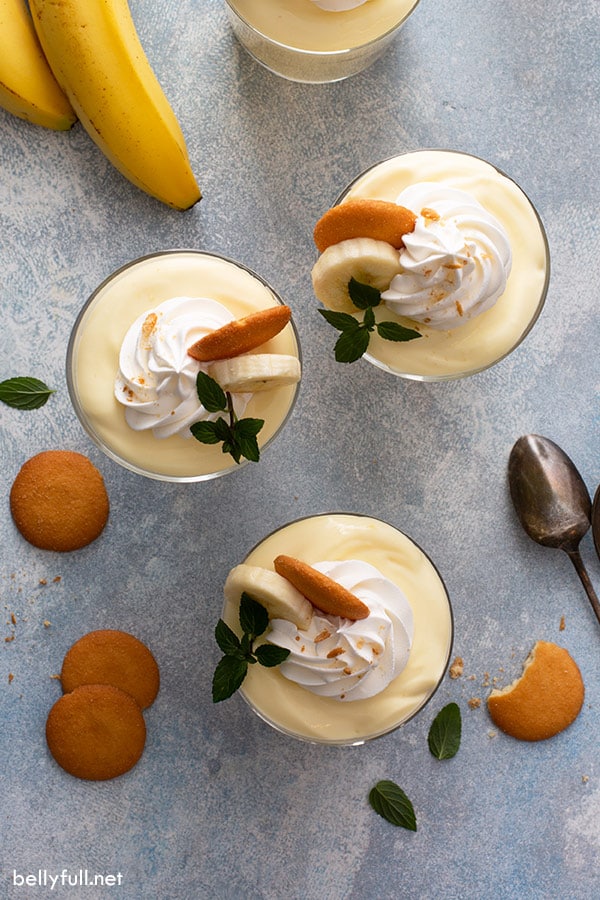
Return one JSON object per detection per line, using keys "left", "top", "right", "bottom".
{"left": 225, "top": 0, "right": 419, "bottom": 83}
{"left": 222, "top": 514, "right": 453, "bottom": 744}
{"left": 315, "top": 150, "right": 550, "bottom": 379}
{"left": 67, "top": 251, "right": 300, "bottom": 481}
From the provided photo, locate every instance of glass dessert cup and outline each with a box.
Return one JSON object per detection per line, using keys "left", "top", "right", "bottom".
{"left": 222, "top": 512, "right": 454, "bottom": 745}
{"left": 224, "top": 0, "right": 420, "bottom": 84}
{"left": 66, "top": 250, "right": 301, "bottom": 482}
{"left": 325, "top": 149, "right": 550, "bottom": 381}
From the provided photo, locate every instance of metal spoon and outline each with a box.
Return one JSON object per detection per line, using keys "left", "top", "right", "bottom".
{"left": 508, "top": 433, "right": 600, "bottom": 625}
{"left": 592, "top": 484, "right": 600, "bottom": 562}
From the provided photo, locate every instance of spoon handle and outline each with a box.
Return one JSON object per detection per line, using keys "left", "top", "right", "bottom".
{"left": 567, "top": 549, "right": 600, "bottom": 626}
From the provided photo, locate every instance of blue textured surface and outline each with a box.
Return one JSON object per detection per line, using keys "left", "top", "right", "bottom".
{"left": 1, "top": 1, "right": 599, "bottom": 898}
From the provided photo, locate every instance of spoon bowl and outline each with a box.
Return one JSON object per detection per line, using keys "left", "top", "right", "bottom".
{"left": 592, "top": 484, "right": 600, "bottom": 561}
{"left": 508, "top": 433, "right": 600, "bottom": 626}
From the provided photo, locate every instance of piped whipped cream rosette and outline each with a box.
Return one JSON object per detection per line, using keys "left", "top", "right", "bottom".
{"left": 224, "top": 554, "right": 414, "bottom": 703}
{"left": 268, "top": 560, "right": 414, "bottom": 701}
{"left": 115, "top": 297, "right": 300, "bottom": 440}
{"left": 381, "top": 183, "right": 512, "bottom": 330}
{"left": 115, "top": 296, "right": 248, "bottom": 438}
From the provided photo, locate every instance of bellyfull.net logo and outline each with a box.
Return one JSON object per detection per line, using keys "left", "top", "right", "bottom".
{"left": 12, "top": 869, "right": 124, "bottom": 890}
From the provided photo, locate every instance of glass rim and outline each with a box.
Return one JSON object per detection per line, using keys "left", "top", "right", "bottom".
{"left": 66, "top": 248, "right": 302, "bottom": 482}
{"left": 224, "top": 0, "right": 421, "bottom": 60}
{"left": 334, "top": 148, "right": 551, "bottom": 382}
{"left": 233, "top": 510, "right": 455, "bottom": 746}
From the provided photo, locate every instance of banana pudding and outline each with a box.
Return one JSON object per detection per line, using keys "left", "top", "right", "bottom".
{"left": 312, "top": 150, "right": 550, "bottom": 379}
{"left": 219, "top": 513, "right": 453, "bottom": 744}
{"left": 67, "top": 251, "right": 300, "bottom": 481}
{"left": 225, "top": 0, "right": 420, "bottom": 83}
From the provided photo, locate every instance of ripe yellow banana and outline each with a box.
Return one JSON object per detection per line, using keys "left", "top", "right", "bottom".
{"left": 0, "top": 0, "right": 75, "bottom": 129}
{"left": 29, "top": 0, "right": 201, "bottom": 209}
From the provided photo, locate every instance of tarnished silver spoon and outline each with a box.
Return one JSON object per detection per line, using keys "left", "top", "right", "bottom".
{"left": 508, "top": 433, "right": 600, "bottom": 626}
{"left": 592, "top": 484, "right": 600, "bottom": 562}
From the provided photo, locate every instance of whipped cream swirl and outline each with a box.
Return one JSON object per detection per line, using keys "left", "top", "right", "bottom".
{"left": 267, "top": 560, "right": 414, "bottom": 701}
{"left": 310, "top": 0, "right": 369, "bottom": 11}
{"left": 381, "top": 183, "right": 512, "bottom": 330}
{"left": 114, "top": 296, "right": 248, "bottom": 439}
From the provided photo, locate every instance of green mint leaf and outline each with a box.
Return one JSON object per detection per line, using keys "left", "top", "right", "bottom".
{"left": 213, "top": 417, "right": 233, "bottom": 442}
{"left": 190, "top": 420, "right": 222, "bottom": 445}
{"left": 239, "top": 593, "right": 269, "bottom": 639}
{"left": 214, "top": 619, "right": 244, "bottom": 657}
{"left": 363, "top": 306, "right": 376, "bottom": 329}
{"left": 223, "top": 440, "right": 241, "bottom": 464}
{"left": 349, "top": 278, "right": 382, "bottom": 310}
{"left": 369, "top": 780, "right": 417, "bottom": 831}
{"left": 376, "top": 321, "right": 422, "bottom": 343}
{"left": 237, "top": 435, "right": 260, "bottom": 463}
{"left": 334, "top": 326, "right": 371, "bottom": 363}
{"left": 0, "top": 377, "right": 55, "bottom": 410}
{"left": 233, "top": 417, "right": 264, "bottom": 463}
{"left": 318, "top": 308, "right": 361, "bottom": 333}
{"left": 240, "top": 632, "right": 256, "bottom": 659}
{"left": 212, "top": 655, "right": 248, "bottom": 702}
{"left": 196, "top": 371, "right": 227, "bottom": 412}
{"left": 427, "top": 702, "right": 462, "bottom": 760}
{"left": 255, "top": 644, "right": 291, "bottom": 668}
{"left": 235, "top": 417, "right": 264, "bottom": 438}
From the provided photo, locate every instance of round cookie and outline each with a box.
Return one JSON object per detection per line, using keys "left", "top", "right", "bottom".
{"left": 46, "top": 683, "right": 146, "bottom": 780}
{"left": 313, "top": 199, "right": 416, "bottom": 253}
{"left": 61, "top": 629, "right": 160, "bottom": 709}
{"left": 487, "top": 641, "right": 584, "bottom": 741}
{"left": 10, "top": 450, "right": 109, "bottom": 552}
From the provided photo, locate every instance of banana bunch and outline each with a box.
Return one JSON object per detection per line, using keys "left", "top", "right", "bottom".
{"left": 1, "top": 0, "right": 200, "bottom": 209}
{"left": 0, "top": 0, "right": 75, "bottom": 130}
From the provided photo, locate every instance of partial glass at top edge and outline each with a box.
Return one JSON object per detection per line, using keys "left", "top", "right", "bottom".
{"left": 224, "top": 0, "right": 421, "bottom": 84}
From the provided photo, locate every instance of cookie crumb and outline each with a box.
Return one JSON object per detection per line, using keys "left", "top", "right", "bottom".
{"left": 5, "top": 634, "right": 15, "bottom": 643}
{"left": 582, "top": 775, "right": 589, "bottom": 784}
{"left": 468, "top": 697, "right": 481, "bottom": 709}
{"left": 449, "top": 656, "right": 464, "bottom": 679}
{"left": 487, "top": 730, "right": 497, "bottom": 738}
{"left": 8, "top": 673, "right": 14, "bottom": 684}
{"left": 10, "top": 613, "right": 16, "bottom": 625}
{"left": 43, "top": 620, "right": 51, "bottom": 628}
{"left": 559, "top": 616, "right": 566, "bottom": 631}
{"left": 39, "top": 579, "right": 47, "bottom": 586}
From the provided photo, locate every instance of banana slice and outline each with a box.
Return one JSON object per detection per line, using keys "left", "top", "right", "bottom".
{"left": 224, "top": 564, "right": 313, "bottom": 630}
{"left": 311, "top": 237, "right": 402, "bottom": 313}
{"left": 207, "top": 354, "right": 300, "bottom": 393}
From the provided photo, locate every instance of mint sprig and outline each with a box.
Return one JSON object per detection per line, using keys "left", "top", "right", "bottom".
{"left": 190, "top": 371, "right": 264, "bottom": 464}
{"left": 369, "top": 780, "right": 417, "bottom": 831}
{"left": 212, "top": 593, "right": 290, "bottom": 702}
{"left": 427, "top": 702, "right": 462, "bottom": 760}
{"left": 319, "top": 277, "right": 421, "bottom": 363}
{"left": 0, "top": 376, "right": 55, "bottom": 410}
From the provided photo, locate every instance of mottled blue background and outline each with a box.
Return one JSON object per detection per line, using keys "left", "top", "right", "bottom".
{"left": 1, "top": 1, "right": 599, "bottom": 898}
